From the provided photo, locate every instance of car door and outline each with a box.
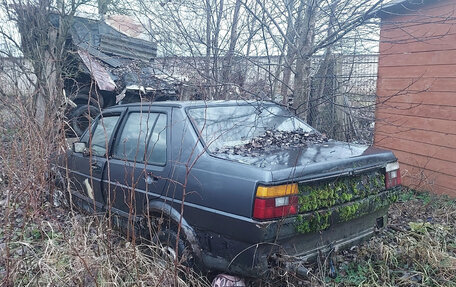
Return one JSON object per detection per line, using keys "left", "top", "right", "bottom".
{"left": 67, "top": 112, "right": 122, "bottom": 212}
{"left": 105, "top": 107, "right": 171, "bottom": 220}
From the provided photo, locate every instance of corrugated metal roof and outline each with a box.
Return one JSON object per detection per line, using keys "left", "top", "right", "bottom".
{"left": 71, "top": 16, "right": 157, "bottom": 63}
{"left": 77, "top": 42, "right": 123, "bottom": 67}
{"left": 71, "top": 17, "right": 102, "bottom": 48}
{"left": 99, "top": 32, "right": 157, "bottom": 62}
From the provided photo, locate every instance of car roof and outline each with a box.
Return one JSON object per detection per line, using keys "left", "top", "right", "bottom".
{"left": 104, "top": 100, "right": 278, "bottom": 110}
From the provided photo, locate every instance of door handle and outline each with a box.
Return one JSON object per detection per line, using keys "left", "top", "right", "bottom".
{"left": 90, "top": 162, "right": 102, "bottom": 172}
{"left": 145, "top": 175, "right": 158, "bottom": 184}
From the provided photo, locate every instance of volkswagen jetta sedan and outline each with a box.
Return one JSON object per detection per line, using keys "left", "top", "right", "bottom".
{"left": 54, "top": 100, "right": 401, "bottom": 278}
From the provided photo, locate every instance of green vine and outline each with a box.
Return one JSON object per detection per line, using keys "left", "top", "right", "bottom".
{"left": 295, "top": 171, "right": 396, "bottom": 234}
{"left": 296, "top": 211, "right": 332, "bottom": 233}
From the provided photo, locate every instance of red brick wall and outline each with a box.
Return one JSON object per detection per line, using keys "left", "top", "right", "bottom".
{"left": 374, "top": 0, "right": 456, "bottom": 196}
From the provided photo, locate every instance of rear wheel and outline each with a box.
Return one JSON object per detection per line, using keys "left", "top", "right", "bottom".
{"left": 155, "top": 229, "right": 185, "bottom": 258}
{"left": 153, "top": 227, "right": 195, "bottom": 267}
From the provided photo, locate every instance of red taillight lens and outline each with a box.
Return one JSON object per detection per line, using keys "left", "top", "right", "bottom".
{"left": 253, "top": 184, "right": 299, "bottom": 220}
{"left": 385, "top": 168, "right": 401, "bottom": 189}
{"left": 253, "top": 195, "right": 298, "bottom": 220}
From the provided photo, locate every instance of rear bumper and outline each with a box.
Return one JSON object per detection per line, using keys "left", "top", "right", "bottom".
{"left": 199, "top": 187, "right": 400, "bottom": 278}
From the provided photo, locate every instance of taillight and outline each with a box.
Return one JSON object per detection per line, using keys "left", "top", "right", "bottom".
{"left": 385, "top": 162, "right": 401, "bottom": 189}
{"left": 253, "top": 184, "right": 298, "bottom": 220}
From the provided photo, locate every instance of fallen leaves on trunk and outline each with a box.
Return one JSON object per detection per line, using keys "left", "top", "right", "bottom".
{"left": 215, "top": 130, "right": 328, "bottom": 156}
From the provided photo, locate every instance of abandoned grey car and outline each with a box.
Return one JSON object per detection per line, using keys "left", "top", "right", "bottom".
{"left": 54, "top": 100, "right": 402, "bottom": 278}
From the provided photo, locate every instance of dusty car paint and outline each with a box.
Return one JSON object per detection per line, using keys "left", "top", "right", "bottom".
{"left": 55, "top": 100, "right": 401, "bottom": 278}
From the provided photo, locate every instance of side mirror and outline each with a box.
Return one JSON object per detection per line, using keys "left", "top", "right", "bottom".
{"left": 73, "top": 142, "right": 87, "bottom": 154}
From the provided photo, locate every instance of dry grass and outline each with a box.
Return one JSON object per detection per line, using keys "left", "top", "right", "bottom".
{"left": 0, "top": 207, "right": 210, "bottom": 286}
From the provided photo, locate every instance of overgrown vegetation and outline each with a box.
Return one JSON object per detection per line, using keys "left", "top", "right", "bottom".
{"left": 298, "top": 171, "right": 386, "bottom": 213}
{"left": 295, "top": 172, "right": 397, "bottom": 234}
{"left": 307, "top": 190, "right": 456, "bottom": 286}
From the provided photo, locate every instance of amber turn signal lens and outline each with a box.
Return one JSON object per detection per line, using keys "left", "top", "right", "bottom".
{"left": 256, "top": 183, "right": 298, "bottom": 198}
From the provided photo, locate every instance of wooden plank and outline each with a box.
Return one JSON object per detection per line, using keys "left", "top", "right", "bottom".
{"left": 379, "top": 32, "right": 456, "bottom": 54}
{"left": 379, "top": 42, "right": 456, "bottom": 56}
{"left": 377, "top": 91, "right": 456, "bottom": 107}
{"left": 398, "top": 162, "right": 456, "bottom": 196}
{"left": 374, "top": 136, "right": 456, "bottom": 163}
{"left": 401, "top": 175, "right": 456, "bottom": 197}
{"left": 378, "top": 49, "right": 456, "bottom": 67}
{"left": 391, "top": 150, "right": 456, "bottom": 177}
{"left": 376, "top": 103, "right": 456, "bottom": 122}
{"left": 381, "top": 25, "right": 456, "bottom": 45}
{"left": 375, "top": 112, "right": 456, "bottom": 135}
{"left": 378, "top": 77, "right": 456, "bottom": 92}
{"left": 375, "top": 125, "right": 456, "bottom": 149}
{"left": 381, "top": 19, "right": 456, "bottom": 38}
{"left": 379, "top": 64, "right": 456, "bottom": 78}
{"left": 399, "top": 162, "right": 456, "bottom": 190}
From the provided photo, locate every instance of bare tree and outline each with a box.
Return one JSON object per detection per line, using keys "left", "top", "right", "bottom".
{"left": 2, "top": 0, "right": 387, "bottom": 140}
{"left": 221, "top": 0, "right": 241, "bottom": 98}
{"left": 2, "top": 0, "right": 77, "bottom": 124}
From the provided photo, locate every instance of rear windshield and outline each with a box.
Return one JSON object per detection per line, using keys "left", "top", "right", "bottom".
{"left": 187, "top": 103, "right": 313, "bottom": 153}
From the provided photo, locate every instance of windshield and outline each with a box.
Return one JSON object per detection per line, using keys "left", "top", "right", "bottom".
{"left": 187, "top": 103, "right": 314, "bottom": 153}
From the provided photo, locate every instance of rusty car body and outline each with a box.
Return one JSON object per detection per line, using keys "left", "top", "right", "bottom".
{"left": 54, "top": 100, "right": 402, "bottom": 278}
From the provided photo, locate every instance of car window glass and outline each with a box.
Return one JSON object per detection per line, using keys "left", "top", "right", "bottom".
{"left": 113, "top": 113, "right": 158, "bottom": 162}
{"left": 145, "top": 114, "right": 167, "bottom": 165}
{"left": 90, "top": 116, "right": 120, "bottom": 157}
{"left": 187, "top": 104, "right": 313, "bottom": 152}
{"left": 81, "top": 120, "right": 96, "bottom": 143}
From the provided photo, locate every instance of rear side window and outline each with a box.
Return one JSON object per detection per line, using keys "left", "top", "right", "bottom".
{"left": 113, "top": 112, "right": 167, "bottom": 165}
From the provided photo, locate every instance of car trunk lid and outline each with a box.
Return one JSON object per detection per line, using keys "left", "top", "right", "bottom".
{"left": 216, "top": 140, "right": 397, "bottom": 182}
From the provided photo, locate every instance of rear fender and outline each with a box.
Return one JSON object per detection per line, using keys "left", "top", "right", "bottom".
{"left": 147, "top": 201, "right": 201, "bottom": 258}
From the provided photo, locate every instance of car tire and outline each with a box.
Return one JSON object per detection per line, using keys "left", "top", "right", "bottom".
{"left": 153, "top": 227, "right": 195, "bottom": 267}
{"left": 69, "top": 104, "right": 99, "bottom": 137}
{"left": 73, "top": 92, "right": 104, "bottom": 108}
